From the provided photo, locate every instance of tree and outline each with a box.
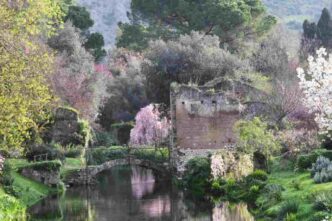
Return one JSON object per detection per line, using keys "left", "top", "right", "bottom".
{"left": 301, "top": 8, "right": 332, "bottom": 57}
{"left": 142, "top": 32, "right": 251, "bottom": 104}
{"left": 303, "top": 20, "right": 317, "bottom": 39}
{"left": 117, "top": 0, "right": 276, "bottom": 51}
{"left": 0, "top": 0, "right": 62, "bottom": 152}
{"left": 49, "top": 22, "right": 109, "bottom": 121}
{"left": 297, "top": 48, "right": 332, "bottom": 137}
{"left": 84, "top": 33, "right": 106, "bottom": 62}
{"left": 252, "top": 27, "right": 292, "bottom": 80}
{"left": 130, "top": 104, "right": 170, "bottom": 146}
{"left": 65, "top": 6, "right": 94, "bottom": 31}
{"left": 234, "top": 117, "right": 281, "bottom": 157}
{"left": 317, "top": 8, "right": 332, "bottom": 48}
{"left": 98, "top": 49, "right": 147, "bottom": 128}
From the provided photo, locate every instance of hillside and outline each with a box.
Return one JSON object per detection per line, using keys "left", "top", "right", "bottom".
{"left": 263, "top": 0, "right": 332, "bottom": 30}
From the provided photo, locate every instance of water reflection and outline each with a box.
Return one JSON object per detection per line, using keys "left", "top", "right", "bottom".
{"left": 28, "top": 166, "right": 255, "bottom": 221}
{"left": 131, "top": 166, "right": 155, "bottom": 199}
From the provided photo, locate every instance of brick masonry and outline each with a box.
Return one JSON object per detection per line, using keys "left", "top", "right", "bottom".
{"left": 169, "top": 80, "right": 265, "bottom": 175}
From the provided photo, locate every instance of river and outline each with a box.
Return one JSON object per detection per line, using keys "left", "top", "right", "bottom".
{"left": 28, "top": 166, "right": 254, "bottom": 221}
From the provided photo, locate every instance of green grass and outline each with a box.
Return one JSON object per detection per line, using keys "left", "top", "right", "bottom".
{"left": 61, "top": 157, "right": 85, "bottom": 179}
{"left": 262, "top": 170, "right": 332, "bottom": 220}
{"left": 5, "top": 159, "right": 59, "bottom": 207}
{"left": 10, "top": 171, "right": 56, "bottom": 207}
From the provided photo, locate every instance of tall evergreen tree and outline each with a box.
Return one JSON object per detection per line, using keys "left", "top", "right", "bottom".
{"left": 317, "top": 8, "right": 332, "bottom": 48}
{"left": 117, "top": 0, "right": 276, "bottom": 51}
{"left": 303, "top": 20, "right": 317, "bottom": 39}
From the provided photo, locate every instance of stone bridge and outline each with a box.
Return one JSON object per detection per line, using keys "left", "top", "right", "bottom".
{"left": 64, "top": 157, "right": 171, "bottom": 186}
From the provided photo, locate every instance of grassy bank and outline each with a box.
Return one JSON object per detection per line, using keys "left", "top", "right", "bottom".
{"left": 6, "top": 159, "right": 60, "bottom": 207}
{"left": 256, "top": 170, "right": 332, "bottom": 221}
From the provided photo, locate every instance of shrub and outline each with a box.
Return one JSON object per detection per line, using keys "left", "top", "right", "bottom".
{"left": 86, "top": 147, "right": 128, "bottom": 165}
{"left": 246, "top": 170, "right": 268, "bottom": 182}
{"left": 297, "top": 149, "right": 332, "bottom": 171}
{"left": 182, "top": 157, "right": 211, "bottom": 197}
{"left": 256, "top": 183, "right": 284, "bottom": 209}
{"left": 265, "top": 183, "right": 283, "bottom": 200}
{"left": 25, "top": 143, "right": 65, "bottom": 162}
{"left": 94, "top": 131, "right": 116, "bottom": 147}
{"left": 64, "top": 145, "right": 83, "bottom": 158}
{"left": 234, "top": 117, "right": 281, "bottom": 156}
{"left": 0, "top": 194, "right": 26, "bottom": 220}
{"left": 311, "top": 212, "right": 331, "bottom": 221}
{"left": 19, "top": 160, "right": 62, "bottom": 172}
{"left": 78, "top": 119, "right": 91, "bottom": 145}
{"left": 313, "top": 192, "right": 332, "bottom": 212}
{"left": 277, "top": 200, "right": 299, "bottom": 221}
{"left": 285, "top": 213, "right": 297, "bottom": 221}
{"left": 311, "top": 156, "right": 332, "bottom": 183}
{"left": 1, "top": 162, "right": 16, "bottom": 197}
{"left": 245, "top": 170, "right": 269, "bottom": 189}
{"left": 291, "top": 179, "right": 302, "bottom": 190}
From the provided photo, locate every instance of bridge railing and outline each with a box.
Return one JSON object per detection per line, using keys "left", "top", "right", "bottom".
{"left": 86, "top": 146, "right": 169, "bottom": 166}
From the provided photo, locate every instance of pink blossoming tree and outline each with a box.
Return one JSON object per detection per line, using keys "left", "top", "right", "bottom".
{"left": 130, "top": 104, "right": 170, "bottom": 146}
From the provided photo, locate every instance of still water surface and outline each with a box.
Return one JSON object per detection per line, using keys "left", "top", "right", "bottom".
{"left": 28, "top": 166, "right": 254, "bottom": 221}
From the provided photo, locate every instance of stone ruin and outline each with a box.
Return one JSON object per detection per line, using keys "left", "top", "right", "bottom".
{"left": 169, "top": 79, "right": 267, "bottom": 176}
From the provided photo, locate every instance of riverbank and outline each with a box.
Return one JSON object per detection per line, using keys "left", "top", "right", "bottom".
{"left": 0, "top": 158, "right": 83, "bottom": 220}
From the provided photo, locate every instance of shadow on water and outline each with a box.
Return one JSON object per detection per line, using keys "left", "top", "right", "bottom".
{"left": 28, "top": 166, "right": 255, "bottom": 221}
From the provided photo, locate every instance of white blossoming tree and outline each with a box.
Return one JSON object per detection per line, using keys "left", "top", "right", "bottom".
{"left": 0, "top": 154, "right": 4, "bottom": 175}
{"left": 297, "top": 48, "right": 332, "bottom": 137}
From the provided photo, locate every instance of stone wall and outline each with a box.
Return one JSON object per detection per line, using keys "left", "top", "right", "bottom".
{"left": 171, "top": 84, "right": 241, "bottom": 151}
{"left": 21, "top": 168, "right": 61, "bottom": 187}
{"left": 170, "top": 81, "right": 265, "bottom": 176}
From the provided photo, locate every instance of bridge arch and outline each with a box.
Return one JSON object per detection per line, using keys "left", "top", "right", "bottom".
{"left": 90, "top": 158, "right": 170, "bottom": 178}
{"left": 64, "top": 158, "right": 170, "bottom": 186}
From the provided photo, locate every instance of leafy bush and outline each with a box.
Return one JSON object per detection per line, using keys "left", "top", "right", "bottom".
{"left": 87, "top": 147, "right": 128, "bottom": 165}
{"left": 285, "top": 213, "right": 297, "bottom": 221}
{"left": 297, "top": 149, "right": 332, "bottom": 171}
{"left": 1, "top": 162, "right": 16, "bottom": 197}
{"left": 246, "top": 170, "right": 268, "bottom": 182}
{"left": 94, "top": 131, "right": 116, "bottom": 147}
{"left": 182, "top": 157, "right": 211, "bottom": 198}
{"left": 234, "top": 117, "right": 281, "bottom": 156}
{"left": 277, "top": 200, "right": 299, "bottom": 221}
{"left": 313, "top": 192, "right": 332, "bottom": 212}
{"left": 78, "top": 119, "right": 91, "bottom": 145}
{"left": 256, "top": 183, "right": 284, "bottom": 209}
{"left": 0, "top": 194, "right": 26, "bottom": 220}
{"left": 311, "top": 156, "right": 332, "bottom": 183}
{"left": 19, "top": 160, "right": 62, "bottom": 172}
{"left": 311, "top": 212, "right": 332, "bottom": 221}
{"left": 291, "top": 179, "right": 301, "bottom": 190}
{"left": 25, "top": 143, "right": 65, "bottom": 162}
{"left": 64, "top": 145, "right": 83, "bottom": 158}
